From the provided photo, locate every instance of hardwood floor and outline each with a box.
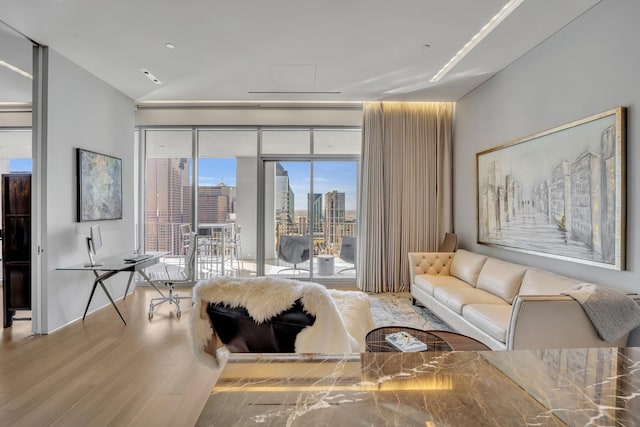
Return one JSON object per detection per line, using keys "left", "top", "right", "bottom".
{"left": 0, "top": 286, "right": 221, "bottom": 427}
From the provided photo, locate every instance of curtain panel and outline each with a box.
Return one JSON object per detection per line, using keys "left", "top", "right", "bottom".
{"left": 357, "top": 102, "right": 453, "bottom": 293}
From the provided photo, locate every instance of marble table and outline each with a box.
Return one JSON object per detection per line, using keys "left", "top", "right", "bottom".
{"left": 197, "top": 347, "right": 640, "bottom": 426}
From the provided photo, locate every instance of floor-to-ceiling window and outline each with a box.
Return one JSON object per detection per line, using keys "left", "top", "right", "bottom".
{"left": 140, "top": 126, "right": 360, "bottom": 285}
{"left": 197, "top": 130, "right": 257, "bottom": 278}
{"left": 144, "top": 129, "right": 193, "bottom": 257}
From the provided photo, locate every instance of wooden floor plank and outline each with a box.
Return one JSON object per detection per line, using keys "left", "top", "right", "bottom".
{"left": 0, "top": 286, "right": 221, "bottom": 426}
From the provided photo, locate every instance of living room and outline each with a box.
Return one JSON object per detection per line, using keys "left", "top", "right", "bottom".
{"left": 1, "top": 0, "right": 640, "bottom": 425}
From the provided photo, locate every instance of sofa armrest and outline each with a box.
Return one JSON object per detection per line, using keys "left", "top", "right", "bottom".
{"left": 408, "top": 252, "right": 454, "bottom": 284}
{"left": 507, "top": 295, "right": 630, "bottom": 350}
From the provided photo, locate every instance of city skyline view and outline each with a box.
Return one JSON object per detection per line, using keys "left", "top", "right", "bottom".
{"left": 199, "top": 158, "right": 357, "bottom": 211}
{"left": 145, "top": 157, "right": 357, "bottom": 251}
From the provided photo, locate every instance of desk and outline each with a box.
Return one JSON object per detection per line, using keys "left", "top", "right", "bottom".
{"left": 57, "top": 252, "right": 165, "bottom": 325}
{"left": 198, "top": 223, "right": 234, "bottom": 276}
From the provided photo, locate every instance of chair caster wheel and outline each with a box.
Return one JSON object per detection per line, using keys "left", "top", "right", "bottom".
{"left": 148, "top": 311, "right": 153, "bottom": 319}
{"left": 176, "top": 311, "right": 181, "bottom": 318}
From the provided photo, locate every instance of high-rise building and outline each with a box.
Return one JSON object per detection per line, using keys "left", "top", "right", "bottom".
{"left": 198, "top": 183, "right": 235, "bottom": 223}
{"left": 324, "top": 190, "right": 345, "bottom": 254}
{"left": 275, "top": 162, "right": 295, "bottom": 234}
{"left": 296, "top": 216, "right": 308, "bottom": 235}
{"left": 145, "top": 158, "right": 190, "bottom": 253}
{"left": 309, "top": 193, "right": 322, "bottom": 232}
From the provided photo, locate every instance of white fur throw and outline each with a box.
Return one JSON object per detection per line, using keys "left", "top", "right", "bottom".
{"left": 190, "top": 276, "right": 373, "bottom": 368}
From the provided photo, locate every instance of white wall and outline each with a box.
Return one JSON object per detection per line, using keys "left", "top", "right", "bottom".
{"left": 236, "top": 156, "right": 257, "bottom": 259}
{"left": 454, "top": 0, "right": 640, "bottom": 291}
{"left": 44, "top": 49, "right": 135, "bottom": 332}
{"left": 235, "top": 158, "right": 276, "bottom": 262}
{"left": 454, "top": 0, "right": 640, "bottom": 342}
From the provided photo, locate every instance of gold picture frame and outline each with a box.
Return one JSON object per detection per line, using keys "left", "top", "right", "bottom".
{"left": 476, "top": 107, "right": 626, "bottom": 270}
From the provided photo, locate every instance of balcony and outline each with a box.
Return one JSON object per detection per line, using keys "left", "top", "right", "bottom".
{"left": 143, "top": 222, "right": 356, "bottom": 282}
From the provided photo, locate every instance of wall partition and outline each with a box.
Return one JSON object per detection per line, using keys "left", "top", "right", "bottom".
{"left": 0, "top": 20, "right": 36, "bottom": 331}
{"left": 139, "top": 126, "right": 360, "bottom": 285}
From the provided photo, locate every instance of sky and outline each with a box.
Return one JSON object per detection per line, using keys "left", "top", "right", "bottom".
{"left": 198, "top": 159, "right": 357, "bottom": 210}
{"left": 8, "top": 157, "right": 357, "bottom": 211}
{"left": 9, "top": 158, "right": 32, "bottom": 172}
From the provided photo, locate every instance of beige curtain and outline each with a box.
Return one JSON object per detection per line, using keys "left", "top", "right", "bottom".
{"left": 357, "top": 102, "right": 453, "bottom": 293}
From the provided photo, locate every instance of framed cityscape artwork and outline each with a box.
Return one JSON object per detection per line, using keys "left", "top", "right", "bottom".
{"left": 476, "top": 107, "right": 626, "bottom": 270}
{"left": 77, "top": 148, "right": 123, "bottom": 222}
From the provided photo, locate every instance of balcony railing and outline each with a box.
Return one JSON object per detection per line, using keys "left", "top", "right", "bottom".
{"left": 144, "top": 221, "right": 356, "bottom": 280}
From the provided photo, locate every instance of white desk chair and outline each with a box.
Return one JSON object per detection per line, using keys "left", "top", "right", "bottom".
{"left": 147, "top": 232, "right": 197, "bottom": 319}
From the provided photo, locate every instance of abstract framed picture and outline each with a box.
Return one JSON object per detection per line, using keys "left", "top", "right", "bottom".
{"left": 476, "top": 107, "right": 626, "bottom": 270}
{"left": 76, "top": 148, "right": 123, "bottom": 222}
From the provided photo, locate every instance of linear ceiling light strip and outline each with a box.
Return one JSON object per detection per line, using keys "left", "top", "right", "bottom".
{"left": 248, "top": 91, "right": 342, "bottom": 94}
{"left": 0, "top": 60, "right": 33, "bottom": 79}
{"left": 430, "top": 0, "right": 525, "bottom": 83}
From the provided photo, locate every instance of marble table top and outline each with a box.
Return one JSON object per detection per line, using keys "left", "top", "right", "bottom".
{"left": 197, "top": 347, "right": 640, "bottom": 426}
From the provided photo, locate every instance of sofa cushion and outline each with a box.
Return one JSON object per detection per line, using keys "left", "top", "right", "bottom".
{"left": 476, "top": 258, "right": 526, "bottom": 304}
{"left": 434, "top": 286, "right": 507, "bottom": 314}
{"left": 414, "top": 274, "right": 470, "bottom": 297}
{"left": 519, "top": 268, "right": 579, "bottom": 296}
{"left": 462, "top": 304, "right": 512, "bottom": 343}
{"left": 450, "top": 250, "right": 488, "bottom": 287}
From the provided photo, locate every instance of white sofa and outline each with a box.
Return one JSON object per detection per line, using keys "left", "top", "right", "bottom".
{"left": 409, "top": 249, "right": 638, "bottom": 350}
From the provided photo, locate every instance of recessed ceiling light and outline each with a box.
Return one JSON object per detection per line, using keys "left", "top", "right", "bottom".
{"left": 430, "top": 0, "right": 525, "bottom": 82}
{"left": 0, "top": 60, "right": 33, "bottom": 79}
{"left": 165, "top": 43, "right": 175, "bottom": 49}
{"left": 140, "top": 68, "right": 163, "bottom": 85}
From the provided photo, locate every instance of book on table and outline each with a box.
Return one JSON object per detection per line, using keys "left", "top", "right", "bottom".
{"left": 385, "top": 331, "right": 428, "bottom": 352}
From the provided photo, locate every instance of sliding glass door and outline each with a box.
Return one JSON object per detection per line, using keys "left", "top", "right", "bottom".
{"left": 259, "top": 129, "right": 360, "bottom": 284}
{"left": 264, "top": 160, "right": 312, "bottom": 278}
{"left": 262, "top": 159, "right": 357, "bottom": 281}
{"left": 314, "top": 161, "right": 357, "bottom": 278}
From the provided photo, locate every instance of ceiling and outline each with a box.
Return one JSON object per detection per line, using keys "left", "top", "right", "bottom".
{"left": 0, "top": 0, "right": 599, "bottom": 106}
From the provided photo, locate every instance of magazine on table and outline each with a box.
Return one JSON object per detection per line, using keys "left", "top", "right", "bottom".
{"left": 385, "top": 331, "right": 428, "bottom": 352}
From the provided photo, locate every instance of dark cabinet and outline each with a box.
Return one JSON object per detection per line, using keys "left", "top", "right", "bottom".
{"left": 2, "top": 174, "right": 31, "bottom": 328}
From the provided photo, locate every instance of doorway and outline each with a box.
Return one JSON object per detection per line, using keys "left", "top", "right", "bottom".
{"left": 0, "top": 20, "right": 34, "bottom": 331}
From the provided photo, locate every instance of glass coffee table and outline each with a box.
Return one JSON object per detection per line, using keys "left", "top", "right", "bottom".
{"left": 365, "top": 326, "right": 491, "bottom": 352}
